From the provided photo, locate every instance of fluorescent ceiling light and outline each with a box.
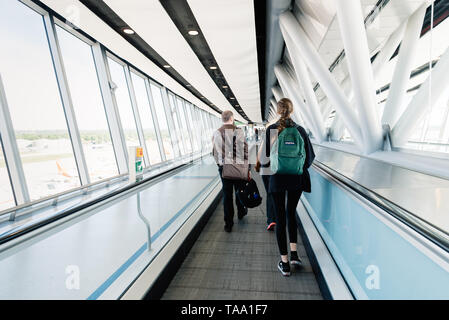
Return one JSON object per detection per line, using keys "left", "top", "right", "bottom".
{"left": 123, "top": 28, "right": 135, "bottom": 34}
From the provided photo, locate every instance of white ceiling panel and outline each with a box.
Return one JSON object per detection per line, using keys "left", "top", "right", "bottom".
{"left": 103, "top": 0, "right": 246, "bottom": 122}
{"left": 188, "top": 0, "right": 261, "bottom": 122}
{"left": 40, "top": 0, "right": 226, "bottom": 118}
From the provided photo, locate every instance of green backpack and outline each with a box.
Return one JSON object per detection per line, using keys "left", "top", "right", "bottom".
{"left": 270, "top": 126, "right": 306, "bottom": 175}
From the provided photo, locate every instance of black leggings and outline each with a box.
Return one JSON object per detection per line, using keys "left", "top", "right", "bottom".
{"left": 272, "top": 190, "right": 302, "bottom": 255}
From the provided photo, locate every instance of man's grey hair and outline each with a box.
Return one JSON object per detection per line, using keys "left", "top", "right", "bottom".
{"left": 221, "top": 110, "right": 234, "bottom": 123}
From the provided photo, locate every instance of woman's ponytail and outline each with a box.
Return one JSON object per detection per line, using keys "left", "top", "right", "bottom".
{"left": 277, "top": 98, "right": 294, "bottom": 133}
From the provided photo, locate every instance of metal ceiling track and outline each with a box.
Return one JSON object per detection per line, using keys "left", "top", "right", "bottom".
{"left": 159, "top": 0, "right": 250, "bottom": 122}
{"left": 78, "top": 0, "right": 222, "bottom": 115}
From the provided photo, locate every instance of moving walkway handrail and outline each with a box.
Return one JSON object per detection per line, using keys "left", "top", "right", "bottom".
{"left": 312, "top": 160, "right": 449, "bottom": 253}
{"left": 0, "top": 159, "right": 197, "bottom": 247}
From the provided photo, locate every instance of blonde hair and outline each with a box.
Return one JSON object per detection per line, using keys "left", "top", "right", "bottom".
{"left": 277, "top": 98, "right": 293, "bottom": 133}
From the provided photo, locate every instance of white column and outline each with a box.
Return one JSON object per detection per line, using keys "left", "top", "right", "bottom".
{"left": 322, "top": 101, "right": 333, "bottom": 121}
{"left": 272, "top": 86, "right": 284, "bottom": 102}
{"left": 279, "top": 12, "right": 363, "bottom": 150}
{"left": 392, "top": 45, "right": 449, "bottom": 146}
{"left": 281, "top": 25, "right": 326, "bottom": 142}
{"left": 382, "top": 3, "right": 427, "bottom": 127}
{"left": 270, "top": 98, "right": 279, "bottom": 121}
{"left": 275, "top": 64, "right": 315, "bottom": 135}
{"left": 270, "top": 98, "right": 277, "bottom": 113}
{"left": 335, "top": 0, "right": 383, "bottom": 154}
{"left": 372, "top": 21, "right": 407, "bottom": 81}
{"left": 331, "top": 114, "right": 346, "bottom": 141}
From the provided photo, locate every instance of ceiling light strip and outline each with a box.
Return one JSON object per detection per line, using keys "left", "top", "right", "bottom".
{"left": 78, "top": 0, "right": 221, "bottom": 114}
{"left": 159, "top": 0, "right": 250, "bottom": 122}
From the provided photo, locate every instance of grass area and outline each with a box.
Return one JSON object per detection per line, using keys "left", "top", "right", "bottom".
{"left": 0, "top": 153, "right": 73, "bottom": 168}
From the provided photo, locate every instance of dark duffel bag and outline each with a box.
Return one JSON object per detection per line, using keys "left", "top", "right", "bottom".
{"left": 237, "top": 179, "right": 262, "bottom": 208}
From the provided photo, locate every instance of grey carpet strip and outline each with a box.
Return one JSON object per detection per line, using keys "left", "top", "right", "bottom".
{"left": 162, "top": 172, "right": 323, "bottom": 300}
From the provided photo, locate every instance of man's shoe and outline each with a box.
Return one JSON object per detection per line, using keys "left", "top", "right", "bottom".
{"left": 290, "top": 251, "right": 302, "bottom": 268}
{"left": 278, "top": 261, "right": 291, "bottom": 276}
{"left": 224, "top": 225, "right": 232, "bottom": 233}
{"left": 266, "top": 222, "right": 276, "bottom": 231}
{"left": 238, "top": 207, "right": 248, "bottom": 220}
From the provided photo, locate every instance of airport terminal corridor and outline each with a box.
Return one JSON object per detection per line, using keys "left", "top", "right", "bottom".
{"left": 1, "top": 0, "right": 449, "bottom": 301}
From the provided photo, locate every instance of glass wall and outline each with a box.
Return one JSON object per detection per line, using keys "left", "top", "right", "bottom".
{"left": 130, "top": 71, "right": 162, "bottom": 165}
{"left": 149, "top": 83, "right": 174, "bottom": 161}
{"left": 0, "top": 0, "right": 80, "bottom": 200}
{"left": 0, "top": 142, "right": 15, "bottom": 211}
{"left": 186, "top": 103, "right": 199, "bottom": 152}
{"left": 107, "top": 57, "right": 141, "bottom": 164}
{"left": 176, "top": 97, "right": 192, "bottom": 154}
{"left": 168, "top": 93, "right": 184, "bottom": 155}
{"left": 56, "top": 26, "right": 118, "bottom": 182}
{"left": 0, "top": 0, "right": 215, "bottom": 211}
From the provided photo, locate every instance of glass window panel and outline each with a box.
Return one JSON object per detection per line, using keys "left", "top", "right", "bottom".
{"left": 0, "top": 0, "right": 80, "bottom": 200}
{"left": 186, "top": 103, "right": 199, "bottom": 152}
{"left": 0, "top": 142, "right": 15, "bottom": 211}
{"left": 168, "top": 94, "right": 184, "bottom": 155}
{"left": 130, "top": 72, "right": 162, "bottom": 165}
{"left": 149, "top": 83, "right": 174, "bottom": 160}
{"left": 56, "top": 26, "right": 118, "bottom": 182}
{"left": 202, "top": 111, "right": 212, "bottom": 150}
{"left": 176, "top": 98, "right": 192, "bottom": 154}
{"left": 194, "top": 107, "right": 205, "bottom": 152}
{"left": 107, "top": 57, "right": 141, "bottom": 164}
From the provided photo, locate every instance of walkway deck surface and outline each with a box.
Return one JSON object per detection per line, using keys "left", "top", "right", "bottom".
{"left": 162, "top": 172, "right": 323, "bottom": 300}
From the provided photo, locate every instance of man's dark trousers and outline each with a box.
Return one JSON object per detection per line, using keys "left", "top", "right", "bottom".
{"left": 218, "top": 167, "right": 246, "bottom": 228}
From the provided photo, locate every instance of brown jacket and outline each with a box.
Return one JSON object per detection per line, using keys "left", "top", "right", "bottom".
{"left": 212, "top": 124, "right": 248, "bottom": 166}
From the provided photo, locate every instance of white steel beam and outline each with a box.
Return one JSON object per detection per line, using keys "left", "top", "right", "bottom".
{"left": 392, "top": 45, "right": 449, "bottom": 146}
{"left": 335, "top": 0, "right": 383, "bottom": 154}
{"left": 382, "top": 3, "right": 427, "bottom": 128}
{"left": 281, "top": 24, "right": 326, "bottom": 142}
{"left": 279, "top": 12, "right": 363, "bottom": 150}
{"left": 272, "top": 86, "right": 284, "bottom": 102}
{"left": 372, "top": 21, "right": 407, "bottom": 81}
{"left": 275, "top": 64, "right": 314, "bottom": 134}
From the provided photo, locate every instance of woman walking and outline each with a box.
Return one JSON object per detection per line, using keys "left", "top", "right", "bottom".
{"left": 265, "top": 98, "right": 315, "bottom": 276}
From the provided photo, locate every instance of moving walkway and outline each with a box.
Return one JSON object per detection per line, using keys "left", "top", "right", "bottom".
{"left": 1, "top": 145, "right": 448, "bottom": 300}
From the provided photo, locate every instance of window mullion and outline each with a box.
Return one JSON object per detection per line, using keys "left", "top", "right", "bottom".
{"left": 161, "top": 87, "right": 180, "bottom": 158}
{"left": 92, "top": 43, "right": 128, "bottom": 173}
{"left": 43, "top": 13, "right": 90, "bottom": 186}
{"left": 145, "top": 80, "right": 166, "bottom": 162}
{"left": 181, "top": 100, "right": 194, "bottom": 154}
{"left": 0, "top": 75, "right": 29, "bottom": 215}
{"left": 124, "top": 66, "right": 150, "bottom": 167}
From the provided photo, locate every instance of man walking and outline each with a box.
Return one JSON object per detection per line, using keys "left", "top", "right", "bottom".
{"left": 212, "top": 110, "right": 248, "bottom": 233}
